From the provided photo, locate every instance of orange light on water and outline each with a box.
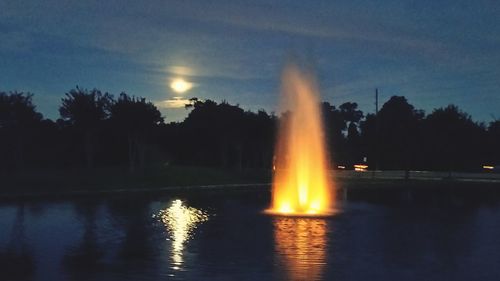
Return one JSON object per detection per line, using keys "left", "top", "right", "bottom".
{"left": 266, "top": 64, "right": 335, "bottom": 216}
{"left": 274, "top": 218, "right": 328, "bottom": 280}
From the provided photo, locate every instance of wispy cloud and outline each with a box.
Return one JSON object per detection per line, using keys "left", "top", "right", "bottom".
{"left": 1, "top": 0, "right": 499, "bottom": 122}
{"left": 156, "top": 97, "right": 192, "bottom": 109}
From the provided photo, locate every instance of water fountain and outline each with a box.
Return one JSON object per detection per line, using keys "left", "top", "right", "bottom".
{"left": 266, "top": 63, "right": 336, "bottom": 216}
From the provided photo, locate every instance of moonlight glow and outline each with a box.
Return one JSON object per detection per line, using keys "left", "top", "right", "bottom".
{"left": 170, "top": 78, "right": 193, "bottom": 93}
{"left": 155, "top": 200, "right": 208, "bottom": 270}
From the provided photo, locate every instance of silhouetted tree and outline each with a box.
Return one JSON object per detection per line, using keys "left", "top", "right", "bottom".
{"left": 167, "top": 98, "right": 276, "bottom": 169}
{"left": 339, "top": 102, "right": 363, "bottom": 125}
{"left": 360, "top": 113, "right": 377, "bottom": 168}
{"left": 340, "top": 102, "right": 364, "bottom": 165}
{"left": 0, "top": 91, "right": 43, "bottom": 171}
{"left": 59, "top": 87, "right": 113, "bottom": 168}
{"left": 110, "top": 93, "right": 164, "bottom": 172}
{"left": 487, "top": 120, "right": 500, "bottom": 165}
{"left": 424, "top": 105, "right": 485, "bottom": 172}
{"left": 243, "top": 110, "right": 276, "bottom": 168}
{"left": 321, "top": 102, "right": 346, "bottom": 164}
{"left": 182, "top": 99, "right": 246, "bottom": 168}
{"left": 2, "top": 86, "right": 497, "bottom": 175}
{"left": 377, "top": 96, "right": 424, "bottom": 171}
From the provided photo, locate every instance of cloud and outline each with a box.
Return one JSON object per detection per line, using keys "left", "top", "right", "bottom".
{"left": 1, "top": 0, "right": 499, "bottom": 123}
{"left": 160, "top": 0, "right": 448, "bottom": 57}
{"left": 0, "top": 0, "right": 445, "bottom": 79}
{"left": 156, "top": 97, "right": 192, "bottom": 109}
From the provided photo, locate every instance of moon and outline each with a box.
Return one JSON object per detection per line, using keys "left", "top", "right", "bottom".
{"left": 170, "top": 78, "right": 193, "bottom": 94}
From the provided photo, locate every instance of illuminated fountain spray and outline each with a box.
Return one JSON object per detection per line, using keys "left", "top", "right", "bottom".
{"left": 267, "top": 63, "right": 335, "bottom": 216}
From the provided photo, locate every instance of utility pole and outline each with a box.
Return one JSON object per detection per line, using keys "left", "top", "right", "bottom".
{"left": 375, "top": 88, "right": 379, "bottom": 174}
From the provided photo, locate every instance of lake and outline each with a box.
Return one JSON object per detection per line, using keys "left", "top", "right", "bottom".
{"left": 1, "top": 185, "right": 500, "bottom": 281}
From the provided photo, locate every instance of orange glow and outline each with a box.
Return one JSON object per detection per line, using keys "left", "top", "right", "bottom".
{"left": 274, "top": 218, "right": 327, "bottom": 281}
{"left": 266, "top": 64, "right": 335, "bottom": 216}
{"left": 354, "top": 164, "right": 368, "bottom": 172}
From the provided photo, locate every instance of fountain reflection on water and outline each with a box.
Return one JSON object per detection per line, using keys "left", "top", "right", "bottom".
{"left": 155, "top": 199, "right": 208, "bottom": 271}
{"left": 274, "top": 217, "right": 328, "bottom": 281}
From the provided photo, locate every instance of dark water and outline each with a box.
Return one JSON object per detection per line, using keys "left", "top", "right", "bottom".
{"left": 1, "top": 186, "right": 500, "bottom": 281}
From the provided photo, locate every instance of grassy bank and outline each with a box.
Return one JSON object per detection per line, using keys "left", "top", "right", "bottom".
{"left": 2, "top": 166, "right": 499, "bottom": 199}
{"left": 2, "top": 165, "right": 272, "bottom": 193}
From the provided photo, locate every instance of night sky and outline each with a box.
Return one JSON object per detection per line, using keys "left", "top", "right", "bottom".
{"left": 1, "top": 0, "right": 499, "bottom": 122}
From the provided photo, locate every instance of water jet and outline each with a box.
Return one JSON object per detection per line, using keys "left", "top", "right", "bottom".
{"left": 266, "top": 63, "right": 336, "bottom": 216}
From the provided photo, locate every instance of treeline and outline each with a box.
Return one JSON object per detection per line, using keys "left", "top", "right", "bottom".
{"left": 0, "top": 88, "right": 499, "bottom": 174}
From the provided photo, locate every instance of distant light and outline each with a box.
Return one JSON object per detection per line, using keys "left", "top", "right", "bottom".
{"left": 337, "top": 165, "right": 346, "bottom": 169}
{"left": 483, "top": 165, "right": 494, "bottom": 170}
{"left": 354, "top": 164, "right": 368, "bottom": 172}
{"left": 170, "top": 78, "right": 193, "bottom": 93}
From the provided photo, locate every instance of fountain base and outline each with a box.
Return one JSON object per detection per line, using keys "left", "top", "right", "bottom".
{"left": 263, "top": 208, "right": 339, "bottom": 217}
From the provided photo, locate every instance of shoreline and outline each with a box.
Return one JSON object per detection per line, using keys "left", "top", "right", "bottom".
{"left": 1, "top": 175, "right": 499, "bottom": 200}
